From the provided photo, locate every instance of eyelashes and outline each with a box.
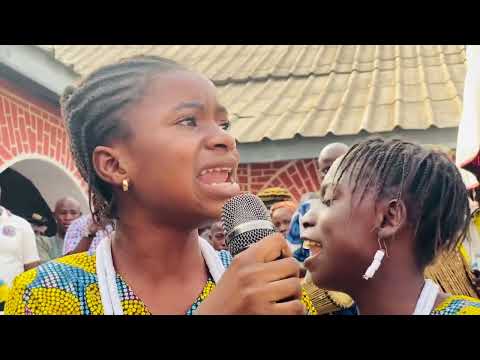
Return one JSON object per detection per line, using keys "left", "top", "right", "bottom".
{"left": 177, "top": 116, "right": 231, "bottom": 131}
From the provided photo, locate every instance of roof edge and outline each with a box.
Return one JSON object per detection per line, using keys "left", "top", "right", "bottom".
{"left": 0, "top": 45, "right": 79, "bottom": 96}
{"left": 238, "top": 127, "right": 459, "bottom": 163}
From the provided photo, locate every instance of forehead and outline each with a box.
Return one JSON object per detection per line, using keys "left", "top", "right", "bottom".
{"left": 140, "top": 70, "right": 223, "bottom": 110}
{"left": 272, "top": 207, "right": 294, "bottom": 217}
{"left": 210, "top": 222, "right": 224, "bottom": 232}
{"left": 56, "top": 200, "right": 80, "bottom": 211}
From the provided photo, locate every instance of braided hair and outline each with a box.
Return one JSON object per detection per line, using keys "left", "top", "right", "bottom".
{"left": 60, "top": 55, "right": 188, "bottom": 226}
{"left": 333, "top": 137, "right": 470, "bottom": 269}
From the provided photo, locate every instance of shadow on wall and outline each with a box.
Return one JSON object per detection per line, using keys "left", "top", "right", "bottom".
{"left": 0, "top": 168, "right": 57, "bottom": 236}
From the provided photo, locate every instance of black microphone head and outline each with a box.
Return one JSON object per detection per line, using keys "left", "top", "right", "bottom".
{"left": 221, "top": 193, "right": 277, "bottom": 256}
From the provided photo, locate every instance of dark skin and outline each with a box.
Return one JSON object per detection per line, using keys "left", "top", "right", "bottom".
{"left": 317, "top": 143, "right": 349, "bottom": 186}
{"left": 93, "top": 70, "right": 304, "bottom": 315}
{"left": 54, "top": 197, "right": 82, "bottom": 238}
{"left": 208, "top": 221, "right": 226, "bottom": 251}
{"left": 303, "top": 158, "right": 449, "bottom": 314}
{"left": 271, "top": 207, "right": 295, "bottom": 237}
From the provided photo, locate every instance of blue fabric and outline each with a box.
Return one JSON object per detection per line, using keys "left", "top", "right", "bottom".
{"left": 287, "top": 201, "right": 312, "bottom": 262}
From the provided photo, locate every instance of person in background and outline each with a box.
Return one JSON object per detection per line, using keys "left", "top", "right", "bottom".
{"left": 271, "top": 200, "right": 306, "bottom": 277}
{"left": 54, "top": 197, "right": 82, "bottom": 240}
{"left": 287, "top": 193, "right": 320, "bottom": 264}
{"left": 257, "top": 187, "right": 293, "bottom": 210}
{"left": 303, "top": 137, "right": 480, "bottom": 314}
{"left": 208, "top": 221, "right": 227, "bottom": 251}
{"left": 198, "top": 224, "right": 211, "bottom": 241}
{"left": 29, "top": 213, "right": 54, "bottom": 263}
{"left": 422, "top": 144, "right": 479, "bottom": 298}
{"left": 317, "top": 143, "right": 349, "bottom": 186}
{"left": 28, "top": 213, "right": 49, "bottom": 237}
{"left": 36, "top": 197, "right": 82, "bottom": 262}
{"left": 0, "top": 185, "right": 40, "bottom": 294}
{"left": 271, "top": 201, "right": 297, "bottom": 238}
{"left": 63, "top": 214, "right": 113, "bottom": 255}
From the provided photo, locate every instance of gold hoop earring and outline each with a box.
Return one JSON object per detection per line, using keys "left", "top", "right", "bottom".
{"left": 122, "top": 179, "right": 129, "bottom": 192}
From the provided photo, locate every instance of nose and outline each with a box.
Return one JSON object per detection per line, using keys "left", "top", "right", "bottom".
{"left": 301, "top": 208, "right": 317, "bottom": 229}
{"left": 206, "top": 125, "right": 237, "bottom": 153}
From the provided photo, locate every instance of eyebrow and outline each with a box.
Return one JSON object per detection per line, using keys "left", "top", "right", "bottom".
{"left": 174, "top": 101, "right": 228, "bottom": 114}
{"left": 175, "top": 101, "right": 204, "bottom": 111}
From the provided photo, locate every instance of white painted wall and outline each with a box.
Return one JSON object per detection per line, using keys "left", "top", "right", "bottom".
{"left": 9, "top": 158, "right": 88, "bottom": 214}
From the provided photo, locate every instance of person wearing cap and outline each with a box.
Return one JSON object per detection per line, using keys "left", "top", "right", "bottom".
{"left": 30, "top": 212, "right": 60, "bottom": 263}
{"left": 0, "top": 185, "right": 40, "bottom": 296}
{"left": 257, "top": 187, "right": 293, "bottom": 210}
{"left": 28, "top": 213, "right": 49, "bottom": 236}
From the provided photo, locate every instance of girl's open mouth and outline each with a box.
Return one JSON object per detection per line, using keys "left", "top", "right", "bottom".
{"left": 196, "top": 166, "right": 240, "bottom": 198}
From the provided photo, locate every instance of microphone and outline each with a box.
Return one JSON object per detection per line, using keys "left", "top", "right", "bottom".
{"left": 221, "top": 193, "right": 277, "bottom": 257}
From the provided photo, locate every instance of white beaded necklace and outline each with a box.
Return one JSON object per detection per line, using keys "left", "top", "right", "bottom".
{"left": 96, "top": 234, "right": 226, "bottom": 315}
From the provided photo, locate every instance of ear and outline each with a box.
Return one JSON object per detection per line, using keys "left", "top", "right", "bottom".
{"left": 377, "top": 199, "right": 407, "bottom": 239}
{"left": 92, "top": 145, "right": 128, "bottom": 188}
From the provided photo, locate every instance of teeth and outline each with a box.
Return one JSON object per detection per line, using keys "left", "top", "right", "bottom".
{"left": 210, "top": 182, "right": 238, "bottom": 186}
{"left": 200, "top": 167, "right": 232, "bottom": 176}
{"left": 303, "top": 240, "right": 320, "bottom": 249}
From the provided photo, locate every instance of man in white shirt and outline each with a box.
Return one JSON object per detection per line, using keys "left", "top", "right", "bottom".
{"left": 0, "top": 185, "right": 40, "bottom": 288}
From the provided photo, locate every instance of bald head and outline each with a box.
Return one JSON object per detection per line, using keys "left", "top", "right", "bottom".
{"left": 54, "top": 197, "right": 82, "bottom": 237}
{"left": 54, "top": 197, "right": 81, "bottom": 213}
{"left": 318, "top": 143, "right": 349, "bottom": 185}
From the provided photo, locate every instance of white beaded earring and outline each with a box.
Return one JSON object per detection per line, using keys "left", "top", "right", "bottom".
{"left": 362, "top": 237, "right": 388, "bottom": 280}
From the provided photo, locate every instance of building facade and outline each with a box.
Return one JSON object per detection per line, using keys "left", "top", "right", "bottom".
{"left": 0, "top": 45, "right": 466, "bottom": 215}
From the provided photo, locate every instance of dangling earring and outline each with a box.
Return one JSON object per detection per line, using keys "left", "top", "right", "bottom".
{"left": 122, "top": 179, "right": 129, "bottom": 192}
{"left": 362, "top": 237, "right": 388, "bottom": 280}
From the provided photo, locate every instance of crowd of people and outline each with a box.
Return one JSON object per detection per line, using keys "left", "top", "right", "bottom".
{"left": 0, "top": 54, "right": 479, "bottom": 315}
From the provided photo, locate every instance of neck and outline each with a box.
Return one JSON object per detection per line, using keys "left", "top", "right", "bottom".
{"left": 349, "top": 258, "right": 426, "bottom": 315}
{"left": 111, "top": 208, "right": 205, "bottom": 284}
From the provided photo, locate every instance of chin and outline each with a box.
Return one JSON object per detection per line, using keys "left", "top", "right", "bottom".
{"left": 308, "top": 264, "right": 334, "bottom": 289}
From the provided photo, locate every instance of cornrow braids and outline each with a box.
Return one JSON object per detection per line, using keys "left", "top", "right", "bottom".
{"left": 61, "top": 55, "right": 188, "bottom": 226}
{"left": 333, "top": 136, "right": 471, "bottom": 269}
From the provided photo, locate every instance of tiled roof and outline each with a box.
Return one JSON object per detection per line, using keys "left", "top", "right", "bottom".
{"left": 44, "top": 45, "right": 467, "bottom": 143}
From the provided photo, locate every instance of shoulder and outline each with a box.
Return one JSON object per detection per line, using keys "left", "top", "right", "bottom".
{"left": 431, "top": 295, "right": 480, "bottom": 315}
{"left": 36, "top": 235, "right": 53, "bottom": 244}
{"left": 35, "top": 235, "right": 53, "bottom": 251}
{"left": 4, "top": 252, "right": 97, "bottom": 315}
{"left": 8, "top": 214, "right": 33, "bottom": 233}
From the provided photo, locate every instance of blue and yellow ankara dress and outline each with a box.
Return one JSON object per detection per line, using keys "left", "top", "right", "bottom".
{"left": 5, "top": 251, "right": 317, "bottom": 315}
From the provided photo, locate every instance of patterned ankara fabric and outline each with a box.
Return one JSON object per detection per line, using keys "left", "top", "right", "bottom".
{"left": 5, "top": 250, "right": 317, "bottom": 315}
{"left": 430, "top": 295, "right": 480, "bottom": 315}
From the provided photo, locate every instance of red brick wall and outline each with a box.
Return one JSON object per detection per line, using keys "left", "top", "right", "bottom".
{"left": 0, "top": 75, "right": 318, "bottom": 200}
{"left": 238, "top": 159, "right": 320, "bottom": 201}
{"left": 0, "top": 77, "right": 85, "bottom": 189}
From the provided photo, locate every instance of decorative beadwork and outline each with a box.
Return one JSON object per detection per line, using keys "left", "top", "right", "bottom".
{"left": 431, "top": 295, "right": 480, "bottom": 315}
{"left": 5, "top": 249, "right": 317, "bottom": 315}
